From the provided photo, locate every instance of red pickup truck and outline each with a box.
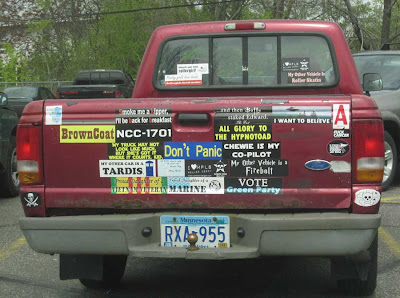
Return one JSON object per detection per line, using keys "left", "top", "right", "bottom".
{"left": 17, "top": 20, "right": 384, "bottom": 295}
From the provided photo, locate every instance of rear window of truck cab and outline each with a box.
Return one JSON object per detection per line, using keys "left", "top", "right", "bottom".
{"left": 154, "top": 34, "right": 338, "bottom": 89}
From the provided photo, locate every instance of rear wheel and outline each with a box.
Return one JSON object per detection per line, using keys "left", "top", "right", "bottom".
{"left": 335, "top": 234, "right": 378, "bottom": 296}
{"left": 79, "top": 255, "right": 127, "bottom": 289}
{"left": 382, "top": 131, "right": 397, "bottom": 191}
{"left": 0, "top": 137, "right": 20, "bottom": 197}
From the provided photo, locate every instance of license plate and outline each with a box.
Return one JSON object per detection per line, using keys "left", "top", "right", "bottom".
{"left": 160, "top": 215, "right": 230, "bottom": 248}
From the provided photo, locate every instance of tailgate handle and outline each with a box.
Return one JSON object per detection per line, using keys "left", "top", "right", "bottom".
{"left": 178, "top": 113, "right": 209, "bottom": 123}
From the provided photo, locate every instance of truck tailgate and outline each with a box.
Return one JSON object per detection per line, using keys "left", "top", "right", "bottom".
{"left": 43, "top": 97, "right": 352, "bottom": 211}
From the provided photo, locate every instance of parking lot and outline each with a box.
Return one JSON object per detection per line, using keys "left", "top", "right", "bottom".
{"left": 1, "top": 185, "right": 399, "bottom": 297}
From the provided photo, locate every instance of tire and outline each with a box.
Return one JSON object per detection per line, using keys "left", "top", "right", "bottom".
{"left": 382, "top": 131, "right": 397, "bottom": 191}
{"left": 79, "top": 255, "right": 127, "bottom": 289}
{"left": 0, "top": 137, "right": 20, "bottom": 197}
{"left": 336, "top": 234, "right": 378, "bottom": 296}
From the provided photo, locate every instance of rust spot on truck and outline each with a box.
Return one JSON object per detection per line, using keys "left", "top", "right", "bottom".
{"left": 190, "top": 200, "right": 208, "bottom": 208}
{"left": 112, "top": 200, "right": 149, "bottom": 209}
{"left": 219, "top": 203, "right": 244, "bottom": 209}
{"left": 262, "top": 198, "right": 305, "bottom": 209}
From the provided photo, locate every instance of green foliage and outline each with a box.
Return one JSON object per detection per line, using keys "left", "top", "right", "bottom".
{"left": 5, "top": 0, "right": 398, "bottom": 81}
{"left": 0, "top": 43, "right": 30, "bottom": 82}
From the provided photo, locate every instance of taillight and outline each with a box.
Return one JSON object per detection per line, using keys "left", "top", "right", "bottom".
{"left": 353, "top": 120, "right": 384, "bottom": 183}
{"left": 17, "top": 126, "right": 43, "bottom": 185}
{"left": 224, "top": 22, "right": 266, "bottom": 31}
{"left": 115, "top": 90, "right": 121, "bottom": 98}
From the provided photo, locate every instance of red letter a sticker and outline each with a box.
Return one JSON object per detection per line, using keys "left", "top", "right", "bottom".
{"left": 333, "top": 104, "right": 349, "bottom": 129}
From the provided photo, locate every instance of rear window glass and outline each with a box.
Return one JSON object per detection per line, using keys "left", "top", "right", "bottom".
{"left": 4, "top": 87, "right": 37, "bottom": 98}
{"left": 155, "top": 35, "right": 337, "bottom": 89}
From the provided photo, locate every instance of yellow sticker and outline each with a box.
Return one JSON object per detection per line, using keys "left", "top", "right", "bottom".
{"left": 111, "top": 177, "right": 167, "bottom": 194}
{"left": 60, "top": 125, "right": 115, "bottom": 143}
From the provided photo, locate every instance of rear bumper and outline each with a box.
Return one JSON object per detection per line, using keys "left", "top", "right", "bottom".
{"left": 19, "top": 212, "right": 380, "bottom": 259}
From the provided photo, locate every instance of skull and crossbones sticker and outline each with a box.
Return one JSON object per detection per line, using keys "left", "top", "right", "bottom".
{"left": 22, "top": 192, "right": 41, "bottom": 207}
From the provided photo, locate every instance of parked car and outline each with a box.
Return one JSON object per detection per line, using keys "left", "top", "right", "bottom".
{"left": 353, "top": 51, "right": 400, "bottom": 190}
{"left": 4, "top": 86, "right": 55, "bottom": 117}
{"left": 0, "top": 92, "right": 20, "bottom": 197}
{"left": 57, "top": 69, "right": 135, "bottom": 99}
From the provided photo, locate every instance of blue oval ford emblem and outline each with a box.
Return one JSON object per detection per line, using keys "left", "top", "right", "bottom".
{"left": 305, "top": 160, "right": 331, "bottom": 171}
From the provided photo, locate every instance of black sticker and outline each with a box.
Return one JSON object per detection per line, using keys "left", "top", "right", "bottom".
{"left": 327, "top": 140, "right": 349, "bottom": 156}
{"left": 21, "top": 192, "right": 41, "bottom": 208}
{"left": 333, "top": 129, "right": 350, "bottom": 138}
{"left": 116, "top": 108, "right": 172, "bottom": 117}
{"left": 282, "top": 58, "right": 310, "bottom": 72}
{"left": 225, "top": 178, "right": 283, "bottom": 195}
{"left": 230, "top": 159, "right": 289, "bottom": 177}
{"left": 221, "top": 142, "right": 280, "bottom": 159}
{"left": 214, "top": 107, "right": 273, "bottom": 142}
{"left": 185, "top": 160, "right": 229, "bottom": 177}
{"left": 108, "top": 142, "right": 164, "bottom": 159}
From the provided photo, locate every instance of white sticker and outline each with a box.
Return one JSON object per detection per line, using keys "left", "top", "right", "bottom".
{"left": 333, "top": 104, "right": 350, "bottom": 129}
{"left": 165, "top": 73, "right": 203, "bottom": 86}
{"left": 45, "top": 105, "right": 62, "bottom": 125}
{"left": 355, "top": 189, "right": 380, "bottom": 207}
{"left": 177, "top": 63, "right": 209, "bottom": 74}
{"left": 330, "top": 161, "right": 351, "bottom": 173}
{"left": 167, "top": 177, "right": 224, "bottom": 194}
{"left": 158, "top": 160, "right": 185, "bottom": 177}
{"left": 99, "top": 160, "right": 156, "bottom": 177}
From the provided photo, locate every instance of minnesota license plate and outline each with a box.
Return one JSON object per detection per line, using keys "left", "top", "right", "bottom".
{"left": 160, "top": 215, "right": 230, "bottom": 248}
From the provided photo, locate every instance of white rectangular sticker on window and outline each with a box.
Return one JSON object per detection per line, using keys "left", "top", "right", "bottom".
{"left": 45, "top": 105, "right": 62, "bottom": 125}
{"left": 177, "top": 63, "right": 209, "bottom": 75}
{"left": 165, "top": 73, "right": 203, "bottom": 87}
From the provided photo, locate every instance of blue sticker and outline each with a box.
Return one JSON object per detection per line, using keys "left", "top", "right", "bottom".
{"left": 305, "top": 160, "right": 331, "bottom": 171}
{"left": 164, "top": 142, "right": 222, "bottom": 159}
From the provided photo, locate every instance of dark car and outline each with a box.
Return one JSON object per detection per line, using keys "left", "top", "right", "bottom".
{"left": 353, "top": 51, "right": 400, "bottom": 190}
{"left": 0, "top": 92, "right": 20, "bottom": 197}
{"left": 56, "top": 69, "right": 135, "bottom": 99}
{"left": 4, "top": 86, "right": 55, "bottom": 117}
